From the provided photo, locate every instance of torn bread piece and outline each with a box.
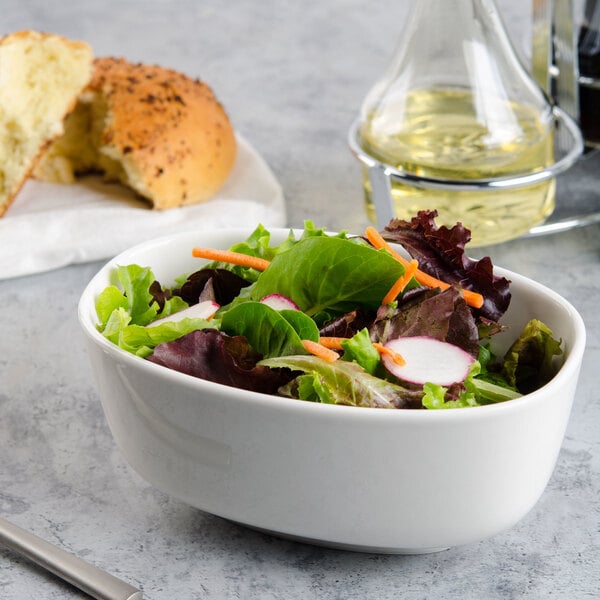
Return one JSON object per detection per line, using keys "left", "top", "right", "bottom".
{"left": 0, "top": 30, "right": 93, "bottom": 217}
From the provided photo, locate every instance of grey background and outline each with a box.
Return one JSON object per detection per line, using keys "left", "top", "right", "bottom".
{"left": 1, "top": 1, "right": 599, "bottom": 599}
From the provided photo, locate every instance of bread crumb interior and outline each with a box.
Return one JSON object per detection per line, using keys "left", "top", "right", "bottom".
{"left": 0, "top": 35, "right": 92, "bottom": 202}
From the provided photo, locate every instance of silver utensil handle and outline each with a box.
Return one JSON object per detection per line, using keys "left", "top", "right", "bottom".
{"left": 0, "top": 516, "right": 143, "bottom": 600}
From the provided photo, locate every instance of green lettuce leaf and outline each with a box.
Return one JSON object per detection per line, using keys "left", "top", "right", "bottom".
{"left": 501, "top": 319, "right": 563, "bottom": 393}
{"left": 215, "top": 224, "right": 292, "bottom": 283}
{"left": 260, "top": 355, "right": 422, "bottom": 408}
{"left": 118, "top": 318, "right": 215, "bottom": 357}
{"left": 220, "top": 302, "right": 319, "bottom": 358}
{"left": 96, "top": 285, "right": 129, "bottom": 327}
{"left": 470, "top": 344, "right": 519, "bottom": 390}
{"left": 203, "top": 221, "right": 353, "bottom": 285}
{"left": 422, "top": 382, "right": 481, "bottom": 409}
{"left": 464, "top": 360, "right": 521, "bottom": 404}
{"left": 422, "top": 360, "right": 522, "bottom": 409}
{"left": 249, "top": 236, "right": 408, "bottom": 317}
{"left": 101, "top": 307, "right": 132, "bottom": 345}
{"left": 113, "top": 264, "right": 159, "bottom": 326}
{"left": 340, "top": 328, "right": 381, "bottom": 375}
{"left": 294, "top": 373, "right": 330, "bottom": 402}
{"left": 96, "top": 264, "right": 203, "bottom": 354}
{"left": 278, "top": 309, "right": 321, "bottom": 341}
{"left": 96, "top": 264, "right": 189, "bottom": 330}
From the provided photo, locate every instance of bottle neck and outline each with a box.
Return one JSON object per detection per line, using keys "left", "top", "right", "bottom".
{"left": 407, "top": 0, "right": 502, "bottom": 33}
{"left": 393, "top": 0, "right": 536, "bottom": 98}
{"left": 361, "top": 0, "right": 552, "bottom": 133}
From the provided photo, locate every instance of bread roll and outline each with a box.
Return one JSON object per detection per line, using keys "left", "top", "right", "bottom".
{"left": 0, "top": 31, "right": 93, "bottom": 217}
{"left": 35, "top": 57, "right": 237, "bottom": 209}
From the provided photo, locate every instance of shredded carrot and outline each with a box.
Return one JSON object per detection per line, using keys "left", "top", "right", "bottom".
{"left": 302, "top": 339, "right": 340, "bottom": 362}
{"left": 382, "top": 259, "right": 419, "bottom": 305}
{"left": 318, "top": 337, "right": 347, "bottom": 350}
{"left": 372, "top": 342, "right": 406, "bottom": 366}
{"left": 192, "top": 247, "right": 271, "bottom": 271}
{"left": 364, "top": 226, "right": 484, "bottom": 309}
{"left": 319, "top": 336, "right": 406, "bottom": 367}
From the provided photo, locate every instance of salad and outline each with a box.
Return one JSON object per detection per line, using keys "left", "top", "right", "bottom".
{"left": 96, "top": 211, "right": 563, "bottom": 409}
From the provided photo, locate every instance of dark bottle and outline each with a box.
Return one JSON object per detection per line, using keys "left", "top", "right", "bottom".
{"left": 578, "top": 0, "right": 600, "bottom": 147}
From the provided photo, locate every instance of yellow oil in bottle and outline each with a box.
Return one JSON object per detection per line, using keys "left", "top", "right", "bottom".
{"left": 360, "top": 88, "right": 555, "bottom": 246}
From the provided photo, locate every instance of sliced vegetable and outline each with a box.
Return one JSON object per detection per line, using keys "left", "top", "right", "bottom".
{"left": 318, "top": 336, "right": 346, "bottom": 350}
{"left": 365, "top": 225, "right": 484, "bottom": 309}
{"left": 260, "top": 354, "right": 423, "bottom": 409}
{"left": 380, "top": 212, "right": 511, "bottom": 321}
{"left": 373, "top": 342, "right": 406, "bottom": 367}
{"left": 371, "top": 287, "right": 480, "bottom": 358}
{"left": 382, "top": 259, "right": 419, "bottom": 305}
{"left": 423, "top": 360, "right": 521, "bottom": 409}
{"left": 382, "top": 336, "right": 475, "bottom": 386}
{"left": 301, "top": 339, "right": 340, "bottom": 362}
{"left": 95, "top": 217, "right": 563, "bottom": 410}
{"left": 192, "top": 247, "right": 271, "bottom": 272}
{"left": 260, "top": 293, "right": 300, "bottom": 311}
{"left": 146, "top": 300, "right": 219, "bottom": 327}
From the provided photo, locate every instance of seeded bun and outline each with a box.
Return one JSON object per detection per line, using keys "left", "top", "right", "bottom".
{"left": 0, "top": 30, "right": 93, "bottom": 217}
{"left": 35, "top": 56, "right": 237, "bottom": 209}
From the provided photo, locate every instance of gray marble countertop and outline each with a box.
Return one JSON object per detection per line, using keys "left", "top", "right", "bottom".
{"left": 1, "top": 1, "right": 599, "bottom": 598}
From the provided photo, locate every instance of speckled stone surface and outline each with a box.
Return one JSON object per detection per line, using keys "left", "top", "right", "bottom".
{"left": 1, "top": 1, "right": 599, "bottom": 598}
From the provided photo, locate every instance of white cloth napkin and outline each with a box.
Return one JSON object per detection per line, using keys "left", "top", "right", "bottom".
{"left": 0, "top": 135, "right": 286, "bottom": 280}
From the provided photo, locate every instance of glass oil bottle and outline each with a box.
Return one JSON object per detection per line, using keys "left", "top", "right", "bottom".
{"left": 357, "top": 0, "right": 557, "bottom": 246}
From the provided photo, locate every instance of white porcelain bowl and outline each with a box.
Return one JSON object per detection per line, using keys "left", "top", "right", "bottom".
{"left": 78, "top": 228, "right": 586, "bottom": 553}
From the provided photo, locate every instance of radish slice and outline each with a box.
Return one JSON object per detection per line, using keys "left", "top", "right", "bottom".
{"left": 382, "top": 336, "right": 475, "bottom": 386}
{"left": 260, "top": 293, "right": 299, "bottom": 311}
{"left": 146, "top": 300, "right": 219, "bottom": 327}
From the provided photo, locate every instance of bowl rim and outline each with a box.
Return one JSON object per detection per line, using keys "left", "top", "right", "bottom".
{"left": 78, "top": 227, "right": 587, "bottom": 423}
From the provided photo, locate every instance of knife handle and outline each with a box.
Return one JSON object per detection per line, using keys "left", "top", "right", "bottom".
{"left": 0, "top": 516, "right": 143, "bottom": 600}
